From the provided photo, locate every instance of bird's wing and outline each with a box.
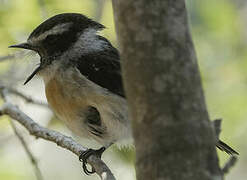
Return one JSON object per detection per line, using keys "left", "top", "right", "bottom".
{"left": 75, "top": 36, "right": 125, "bottom": 97}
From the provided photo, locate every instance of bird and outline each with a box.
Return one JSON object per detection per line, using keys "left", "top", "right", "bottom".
{"left": 9, "top": 13, "right": 238, "bottom": 175}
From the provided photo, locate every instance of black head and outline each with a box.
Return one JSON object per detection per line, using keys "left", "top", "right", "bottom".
{"left": 9, "top": 13, "right": 105, "bottom": 84}
{"left": 10, "top": 13, "right": 104, "bottom": 57}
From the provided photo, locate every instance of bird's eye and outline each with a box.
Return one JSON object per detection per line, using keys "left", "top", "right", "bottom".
{"left": 45, "top": 35, "right": 57, "bottom": 43}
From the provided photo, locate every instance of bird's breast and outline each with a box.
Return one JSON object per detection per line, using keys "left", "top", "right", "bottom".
{"left": 45, "top": 78, "right": 69, "bottom": 117}
{"left": 45, "top": 77, "right": 89, "bottom": 135}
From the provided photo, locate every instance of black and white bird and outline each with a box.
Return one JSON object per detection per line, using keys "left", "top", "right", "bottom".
{"left": 9, "top": 13, "right": 238, "bottom": 175}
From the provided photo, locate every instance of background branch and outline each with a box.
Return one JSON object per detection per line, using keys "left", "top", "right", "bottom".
{"left": 222, "top": 156, "right": 238, "bottom": 175}
{"left": 93, "top": 0, "right": 106, "bottom": 22}
{"left": 0, "top": 85, "right": 48, "bottom": 107}
{"left": 9, "top": 120, "right": 44, "bottom": 180}
{"left": 0, "top": 50, "right": 27, "bottom": 63}
{"left": 213, "top": 119, "right": 238, "bottom": 175}
{"left": 0, "top": 54, "right": 15, "bottom": 62}
{"left": 36, "top": 0, "right": 48, "bottom": 19}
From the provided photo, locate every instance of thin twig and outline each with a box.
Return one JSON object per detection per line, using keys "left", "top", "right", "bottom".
{"left": 213, "top": 119, "right": 222, "bottom": 140}
{"left": 9, "top": 120, "right": 44, "bottom": 180}
{"left": 94, "top": 0, "right": 106, "bottom": 22}
{"left": 0, "top": 51, "right": 27, "bottom": 63}
{"left": 0, "top": 89, "right": 116, "bottom": 180}
{"left": 0, "top": 85, "right": 48, "bottom": 107}
{"left": 213, "top": 119, "right": 239, "bottom": 175}
{"left": 36, "top": 0, "right": 48, "bottom": 19}
{"left": 0, "top": 87, "right": 10, "bottom": 102}
{"left": 0, "top": 54, "right": 15, "bottom": 62}
{"left": 222, "top": 156, "right": 238, "bottom": 175}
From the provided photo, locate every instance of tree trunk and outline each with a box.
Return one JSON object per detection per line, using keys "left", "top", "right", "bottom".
{"left": 112, "top": 0, "right": 222, "bottom": 179}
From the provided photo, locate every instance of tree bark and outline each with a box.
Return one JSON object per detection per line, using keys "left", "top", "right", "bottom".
{"left": 112, "top": 0, "right": 222, "bottom": 179}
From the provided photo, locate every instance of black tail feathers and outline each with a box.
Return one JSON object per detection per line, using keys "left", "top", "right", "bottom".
{"left": 216, "top": 140, "right": 239, "bottom": 155}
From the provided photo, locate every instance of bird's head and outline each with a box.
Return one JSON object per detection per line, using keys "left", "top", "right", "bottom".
{"left": 9, "top": 13, "right": 105, "bottom": 84}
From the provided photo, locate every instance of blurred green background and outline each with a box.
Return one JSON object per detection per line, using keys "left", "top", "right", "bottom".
{"left": 0, "top": 0, "right": 246, "bottom": 179}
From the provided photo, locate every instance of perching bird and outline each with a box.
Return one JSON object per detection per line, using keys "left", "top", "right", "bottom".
{"left": 9, "top": 13, "right": 238, "bottom": 175}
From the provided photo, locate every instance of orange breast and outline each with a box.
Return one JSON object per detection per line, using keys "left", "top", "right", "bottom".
{"left": 45, "top": 78, "right": 81, "bottom": 123}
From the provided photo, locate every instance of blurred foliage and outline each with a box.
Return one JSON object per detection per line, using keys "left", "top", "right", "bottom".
{"left": 0, "top": 0, "right": 247, "bottom": 179}
{"left": 187, "top": 1, "right": 247, "bottom": 174}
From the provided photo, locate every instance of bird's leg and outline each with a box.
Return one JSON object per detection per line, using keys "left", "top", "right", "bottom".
{"left": 79, "top": 147, "right": 106, "bottom": 175}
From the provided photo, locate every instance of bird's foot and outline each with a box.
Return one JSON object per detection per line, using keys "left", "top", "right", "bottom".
{"left": 79, "top": 147, "right": 106, "bottom": 175}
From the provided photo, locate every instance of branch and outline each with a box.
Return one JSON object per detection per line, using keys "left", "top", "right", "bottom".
{"left": 0, "top": 89, "right": 115, "bottom": 180}
{"left": 1, "top": 87, "right": 43, "bottom": 180}
{"left": 9, "top": 120, "right": 44, "bottom": 180}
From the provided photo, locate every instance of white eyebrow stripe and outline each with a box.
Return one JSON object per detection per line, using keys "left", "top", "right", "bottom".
{"left": 30, "top": 22, "right": 72, "bottom": 43}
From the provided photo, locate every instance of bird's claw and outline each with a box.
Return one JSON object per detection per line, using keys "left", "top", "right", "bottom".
{"left": 79, "top": 147, "right": 106, "bottom": 175}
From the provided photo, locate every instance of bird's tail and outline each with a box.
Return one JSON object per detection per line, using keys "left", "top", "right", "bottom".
{"left": 216, "top": 140, "right": 239, "bottom": 155}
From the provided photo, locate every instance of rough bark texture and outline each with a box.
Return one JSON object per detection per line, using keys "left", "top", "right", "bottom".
{"left": 112, "top": 0, "right": 221, "bottom": 179}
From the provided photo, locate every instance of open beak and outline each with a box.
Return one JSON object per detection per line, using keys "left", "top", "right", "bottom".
{"left": 23, "top": 66, "right": 42, "bottom": 85}
{"left": 9, "top": 42, "right": 41, "bottom": 85}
